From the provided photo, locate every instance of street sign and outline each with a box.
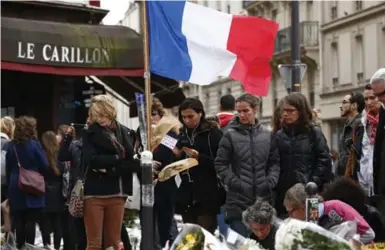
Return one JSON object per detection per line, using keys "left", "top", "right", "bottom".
{"left": 278, "top": 64, "right": 307, "bottom": 90}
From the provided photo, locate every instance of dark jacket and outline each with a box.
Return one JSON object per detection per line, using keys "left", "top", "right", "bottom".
{"left": 175, "top": 124, "right": 223, "bottom": 215}
{"left": 44, "top": 160, "right": 65, "bottom": 213}
{"left": 215, "top": 117, "right": 280, "bottom": 220}
{"left": 274, "top": 125, "right": 331, "bottom": 215}
{"left": 82, "top": 122, "right": 140, "bottom": 197}
{"left": 363, "top": 204, "right": 385, "bottom": 242}
{"left": 373, "top": 105, "right": 385, "bottom": 196}
{"left": 58, "top": 134, "right": 82, "bottom": 193}
{"left": 337, "top": 114, "right": 362, "bottom": 176}
{"left": 6, "top": 140, "right": 49, "bottom": 212}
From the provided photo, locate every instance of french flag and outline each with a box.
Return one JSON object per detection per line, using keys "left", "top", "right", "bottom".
{"left": 147, "top": 1, "right": 278, "bottom": 96}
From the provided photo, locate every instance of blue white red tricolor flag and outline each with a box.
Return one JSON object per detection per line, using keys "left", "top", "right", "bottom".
{"left": 147, "top": 1, "right": 279, "bottom": 96}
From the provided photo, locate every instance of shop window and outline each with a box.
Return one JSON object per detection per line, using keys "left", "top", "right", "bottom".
{"left": 355, "top": 1, "right": 362, "bottom": 11}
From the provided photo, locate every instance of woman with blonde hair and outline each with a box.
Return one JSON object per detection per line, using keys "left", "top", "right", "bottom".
{"left": 82, "top": 95, "right": 140, "bottom": 250}
{"left": 40, "top": 131, "right": 66, "bottom": 250}
{"left": 1, "top": 116, "right": 15, "bottom": 234}
{"left": 6, "top": 116, "right": 48, "bottom": 248}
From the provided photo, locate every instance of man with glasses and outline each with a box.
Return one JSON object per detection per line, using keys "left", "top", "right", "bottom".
{"left": 370, "top": 68, "right": 385, "bottom": 215}
{"left": 337, "top": 92, "right": 365, "bottom": 176}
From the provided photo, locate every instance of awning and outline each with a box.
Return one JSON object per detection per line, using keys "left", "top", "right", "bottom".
{"left": 1, "top": 16, "right": 143, "bottom": 74}
{"left": 1, "top": 17, "right": 186, "bottom": 114}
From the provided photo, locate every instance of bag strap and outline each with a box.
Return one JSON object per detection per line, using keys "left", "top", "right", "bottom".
{"left": 13, "top": 145, "right": 22, "bottom": 168}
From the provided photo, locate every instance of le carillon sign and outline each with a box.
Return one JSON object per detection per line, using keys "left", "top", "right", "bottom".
{"left": 1, "top": 17, "right": 143, "bottom": 69}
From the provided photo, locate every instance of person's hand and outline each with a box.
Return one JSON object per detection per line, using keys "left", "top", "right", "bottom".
{"left": 152, "top": 160, "right": 162, "bottom": 170}
{"left": 182, "top": 147, "right": 199, "bottom": 159}
{"left": 66, "top": 126, "right": 75, "bottom": 136}
{"left": 172, "top": 147, "right": 182, "bottom": 157}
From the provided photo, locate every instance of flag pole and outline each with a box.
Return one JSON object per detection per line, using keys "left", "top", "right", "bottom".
{"left": 141, "top": 0, "right": 152, "bottom": 148}
{"left": 140, "top": 1, "right": 154, "bottom": 249}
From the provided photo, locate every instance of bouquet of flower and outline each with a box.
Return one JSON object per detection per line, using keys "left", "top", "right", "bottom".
{"left": 275, "top": 219, "right": 354, "bottom": 250}
{"left": 239, "top": 239, "right": 266, "bottom": 250}
{"left": 171, "top": 224, "right": 223, "bottom": 250}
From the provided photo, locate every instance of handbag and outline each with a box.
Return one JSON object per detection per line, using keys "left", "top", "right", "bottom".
{"left": 14, "top": 145, "right": 45, "bottom": 196}
{"left": 68, "top": 154, "right": 89, "bottom": 218}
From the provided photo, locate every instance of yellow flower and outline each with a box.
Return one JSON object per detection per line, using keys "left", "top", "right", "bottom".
{"left": 185, "top": 234, "right": 194, "bottom": 241}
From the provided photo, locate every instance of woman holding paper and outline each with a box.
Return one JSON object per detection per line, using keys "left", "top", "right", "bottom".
{"left": 173, "top": 98, "right": 224, "bottom": 234}
{"left": 150, "top": 98, "right": 180, "bottom": 249}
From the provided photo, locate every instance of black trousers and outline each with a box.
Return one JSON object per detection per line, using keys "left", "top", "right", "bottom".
{"left": 40, "top": 212, "right": 62, "bottom": 249}
{"left": 73, "top": 217, "right": 87, "bottom": 250}
{"left": 61, "top": 208, "right": 75, "bottom": 250}
{"left": 12, "top": 209, "right": 40, "bottom": 248}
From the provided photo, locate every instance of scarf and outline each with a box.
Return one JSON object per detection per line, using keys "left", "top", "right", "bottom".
{"left": 366, "top": 112, "right": 379, "bottom": 144}
{"left": 106, "top": 120, "right": 126, "bottom": 158}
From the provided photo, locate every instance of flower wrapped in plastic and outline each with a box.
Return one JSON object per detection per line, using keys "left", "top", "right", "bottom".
{"left": 170, "top": 224, "right": 223, "bottom": 250}
{"left": 275, "top": 219, "right": 355, "bottom": 250}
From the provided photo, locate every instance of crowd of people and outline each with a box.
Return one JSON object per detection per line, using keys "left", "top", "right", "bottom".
{"left": 0, "top": 68, "right": 384, "bottom": 250}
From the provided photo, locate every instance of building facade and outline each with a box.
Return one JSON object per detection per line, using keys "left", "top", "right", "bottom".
{"left": 319, "top": 1, "right": 385, "bottom": 151}
{"left": 243, "top": 1, "right": 321, "bottom": 126}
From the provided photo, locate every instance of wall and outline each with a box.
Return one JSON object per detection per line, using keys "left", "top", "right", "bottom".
{"left": 120, "top": 2, "right": 141, "bottom": 33}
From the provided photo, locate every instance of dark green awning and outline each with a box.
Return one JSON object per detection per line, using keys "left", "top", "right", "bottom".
{"left": 1, "top": 16, "right": 143, "bottom": 69}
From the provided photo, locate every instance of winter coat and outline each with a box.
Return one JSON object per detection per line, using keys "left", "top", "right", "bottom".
{"left": 373, "top": 105, "right": 385, "bottom": 196}
{"left": 214, "top": 117, "right": 280, "bottom": 220}
{"left": 6, "top": 139, "right": 49, "bottom": 212}
{"left": 337, "top": 114, "right": 362, "bottom": 176}
{"left": 175, "top": 123, "right": 223, "bottom": 215}
{"left": 82, "top": 122, "right": 141, "bottom": 197}
{"left": 274, "top": 125, "right": 332, "bottom": 215}
{"left": 44, "top": 160, "right": 65, "bottom": 213}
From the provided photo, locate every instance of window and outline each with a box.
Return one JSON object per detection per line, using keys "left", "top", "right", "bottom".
{"left": 226, "top": 87, "right": 231, "bottom": 95}
{"left": 271, "top": 9, "right": 277, "bottom": 21}
{"left": 203, "top": 0, "right": 208, "bottom": 7}
{"left": 331, "top": 41, "right": 339, "bottom": 85}
{"left": 331, "top": 1, "right": 338, "bottom": 20}
{"left": 216, "top": 1, "right": 221, "bottom": 10}
{"left": 355, "top": 1, "right": 362, "bottom": 11}
{"left": 205, "top": 93, "right": 210, "bottom": 110}
{"left": 227, "top": 4, "right": 231, "bottom": 13}
{"left": 355, "top": 34, "right": 364, "bottom": 83}
{"left": 331, "top": 6, "right": 337, "bottom": 19}
{"left": 217, "top": 89, "right": 222, "bottom": 104}
{"left": 331, "top": 119, "right": 346, "bottom": 153}
{"left": 259, "top": 98, "right": 263, "bottom": 117}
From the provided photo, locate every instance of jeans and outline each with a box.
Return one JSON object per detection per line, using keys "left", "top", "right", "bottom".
{"left": 12, "top": 209, "right": 40, "bottom": 248}
{"left": 217, "top": 207, "right": 229, "bottom": 236}
{"left": 84, "top": 197, "right": 125, "bottom": 250}
{"left": 228, "top": 219, "right": 249, "bottom": 238}
{"left": 40, "top": 212, "right": 62, "bottom": 249}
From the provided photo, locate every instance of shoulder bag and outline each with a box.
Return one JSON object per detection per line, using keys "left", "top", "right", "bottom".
{"left": 14, "top": 145, "right": 45, "bottom": 196}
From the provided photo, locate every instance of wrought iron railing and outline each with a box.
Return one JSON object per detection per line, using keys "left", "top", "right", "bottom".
{"left": 274, "top": 21, "right": 319, "bottom": 54}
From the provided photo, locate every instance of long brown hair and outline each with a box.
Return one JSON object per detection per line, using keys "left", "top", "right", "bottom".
{"left": 41, "top": 131, "right": 60, "bottom": 176}
{"left": 282, "top": 93, "right": 314, "bottom": 132}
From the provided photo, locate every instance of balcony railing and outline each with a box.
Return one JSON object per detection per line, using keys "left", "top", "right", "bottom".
{"left": 275, "top": 21, "right": 319, "bottom": 54}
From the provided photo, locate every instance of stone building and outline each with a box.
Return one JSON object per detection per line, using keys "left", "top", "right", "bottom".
{"left": 243, "top": 1, "right": 321, "bottom": 126}
{"left": 319, "top": 1, "right": 385, "bottom": 151}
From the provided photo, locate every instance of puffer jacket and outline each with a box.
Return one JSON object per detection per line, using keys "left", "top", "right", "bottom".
{"left": 214, "top": 117, "right": 280, "bottom": 220}
{"left": 274, "top": 125, "right": 331, "bottom": 215}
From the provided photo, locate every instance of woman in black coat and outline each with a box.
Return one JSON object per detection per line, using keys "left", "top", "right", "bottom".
{"left": 174, "top": 98, "right": 223, "bottom": 233}
{"left": 274, "top": 93, "right": 332, "bottom": 217}
{"left": 40, "top": 131, "right": 66, "bottom": 250}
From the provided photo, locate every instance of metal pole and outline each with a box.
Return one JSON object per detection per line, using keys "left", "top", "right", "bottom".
{"left": 291, "top": 0, "right": 301, "bottom": 92}
{"left": 140, "top": 1, "right": 154, "bottom": 249}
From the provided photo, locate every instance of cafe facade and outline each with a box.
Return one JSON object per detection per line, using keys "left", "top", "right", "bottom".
{"left": 1, "top": 1, "right": 184, "bottom": 135}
